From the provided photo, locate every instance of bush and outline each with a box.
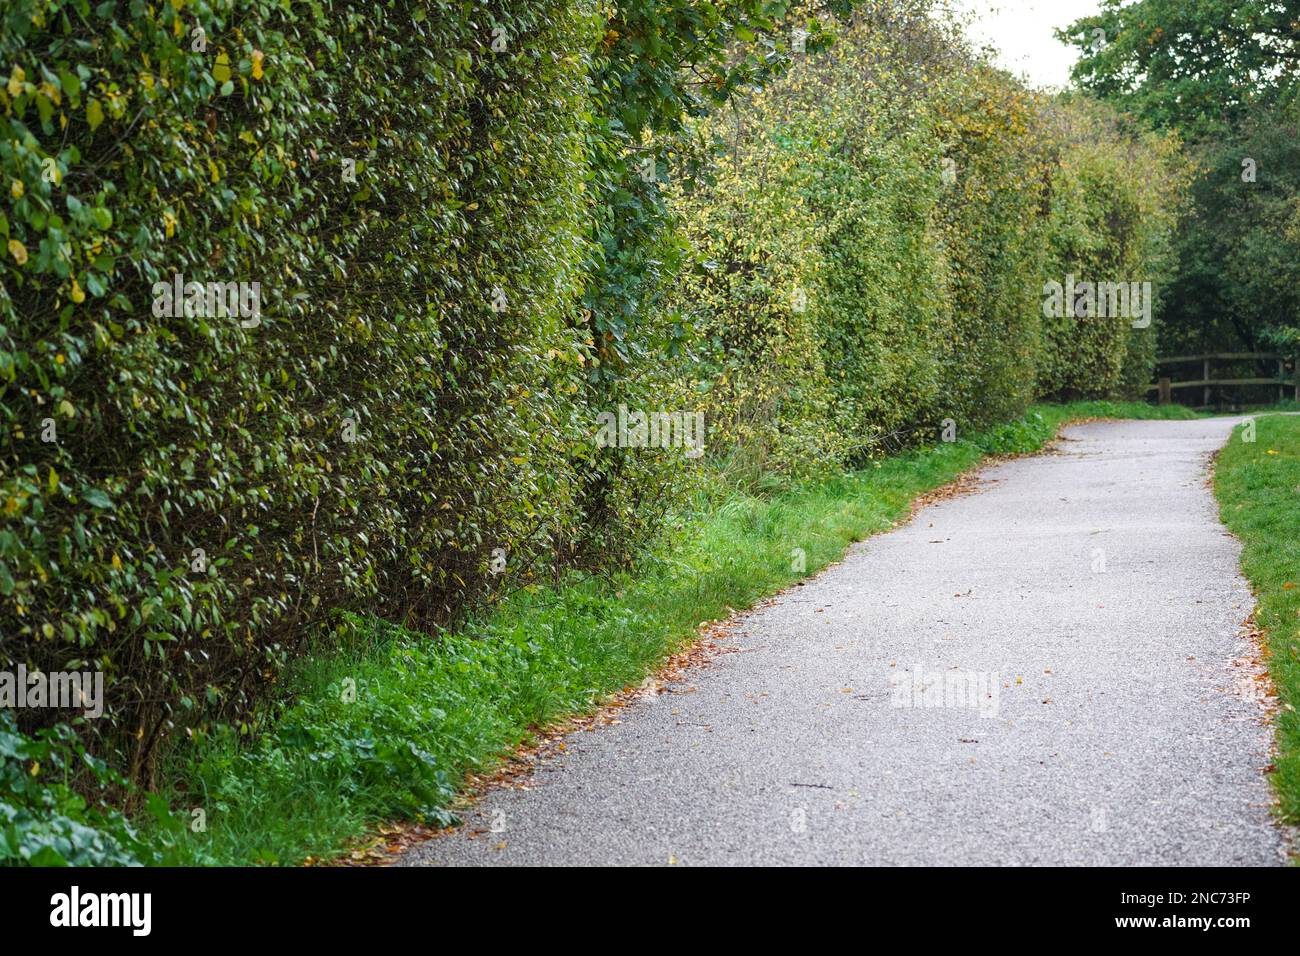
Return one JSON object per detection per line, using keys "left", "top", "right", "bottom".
{"left": 675, "top": 13, "right": 1047, "bottom": 463}
{"left": 673, "top": 11, "right": 1187, "bottom": 465}
{"left": 1035, "top": 97, "right": 1186, "bottom": 400}
{"left": 672, "top": 107, "right": 846, "bottom": 482}
{"left": 0, "top": 709, "right": 161, "bottom": 865}
{"left": 570, "top": 0, "right": 845, "bottom": 555}
{"left": 0, "top": 0, "right": 596, "bottom": 779}
{"left": 931, "top": 69, "right": 1047, "bottom": 426}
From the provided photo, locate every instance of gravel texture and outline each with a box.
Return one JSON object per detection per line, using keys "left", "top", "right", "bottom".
{"left": 401, "top": 418, "right": 1286, "bottom": 866}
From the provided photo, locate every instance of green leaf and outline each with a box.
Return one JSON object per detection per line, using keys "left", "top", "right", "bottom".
{"left": 81, "top": 489, "right": 113, "bottom": 509}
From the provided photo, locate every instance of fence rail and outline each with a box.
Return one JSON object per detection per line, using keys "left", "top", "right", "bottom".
{"left": 1147, "top": 352, "right": 1295, "bottom": 407}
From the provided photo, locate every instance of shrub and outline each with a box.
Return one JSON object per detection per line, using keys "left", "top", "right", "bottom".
{"left": 1034, "top": 97, "right": 1186, "bottom": 400}
{"left": 673, "top": 11, "right": 1188, "bottom": 463}
{"left": 673, "top": 107, "right": 846, "bottom": 482}
{"left": 0, "top": 709, "right": 165, "bottom": 865}
{"left": 571, "top": 0, "right": 846, "bottom": 555}
{"left": 931, "top": 69, "right": 1047, "bottom": 427}
{"left": 674, "top": 12, "right": 1049, "bottom": 463}
{"left": 0, "top": 0, "right": 596, "bottom": 779}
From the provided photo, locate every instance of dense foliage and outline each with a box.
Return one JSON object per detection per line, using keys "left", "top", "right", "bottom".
{"left": 1, "top": 0, "right": 598, "bottom": 786}
{"left": 1064, "top": 0, "right": 1300, "bottom": 376}
{"left": 1035, "top": 97, "right": 1186, "bottom": 398}
{"left": 675, "top": 10, "right": 1183, "bottom": 472}
{"left": 575, "top": 0, "right": 850, "bottom": 555}
{"left": 0, "top": 708, "right": 161, "bottom": 865}
{"left": 1061, "top": 0, "right": 1299, "bottom": 139}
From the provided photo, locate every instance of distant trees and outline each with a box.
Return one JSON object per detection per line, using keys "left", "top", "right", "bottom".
{"left": 1062, "top": 0, "right": 1300, "bottom": 361}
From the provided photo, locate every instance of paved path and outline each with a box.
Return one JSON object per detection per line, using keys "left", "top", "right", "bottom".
{"left": 402, "top": 418, "right": 1286, "bottom": 866}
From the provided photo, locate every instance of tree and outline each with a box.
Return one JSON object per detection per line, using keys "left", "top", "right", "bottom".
{"left": 1062, "top": 1, "right": 1300, "bottom": 363}
{"left": 1060, "top": 0, "right": 1300, "bottom": 139}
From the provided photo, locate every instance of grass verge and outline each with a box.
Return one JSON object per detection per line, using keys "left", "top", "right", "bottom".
{"left": 145, "top": 400, "right": 1201, "bottom": 865}
{"left": 1214, "top": 413, "right": 1300, "bottom": 825}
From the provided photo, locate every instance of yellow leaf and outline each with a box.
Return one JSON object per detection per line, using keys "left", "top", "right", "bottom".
{"left": 213, "top": 53, "right": 231, "bottom": 83}
{"left": 7, "top": 239, "right": 27, "bottom": 266}
{"left": 10, "top": 179, "right": 23, "bottom": 199}
{"left": 87, "top": 98, "right": 104, "bottom": 131}
{"left": 251, "top": 49, "right": 264, "bottom": 80}
{"left": 7, "top": 65, "right": 25, "bottom": 98}
{"left": 70, "top": 278, "right": 85, "bottom": 303}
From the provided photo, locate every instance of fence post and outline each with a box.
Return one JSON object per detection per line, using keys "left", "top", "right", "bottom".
{"left": 1203, "top": 357, "right": 1211, "bottom": 409}
{"left": 1157, "top": 378, "right": 1171, "bottom": 405}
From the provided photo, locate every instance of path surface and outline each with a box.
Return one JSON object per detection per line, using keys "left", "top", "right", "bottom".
{"left": 402, "top": 418, "right": 1285, "bottom": 866}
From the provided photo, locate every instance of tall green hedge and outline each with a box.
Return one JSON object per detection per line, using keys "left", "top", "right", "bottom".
{"left": 1035, "top": 97, "right": 1186, "bottom": 400}
{"left": 673, "top": 11, "right": 1186, "bottom": 467}
{"left": 671, "top": 107, "right": 846, "bottom": 482}
{"left": 1, "top": 0, "right": 597, "bottom": 779}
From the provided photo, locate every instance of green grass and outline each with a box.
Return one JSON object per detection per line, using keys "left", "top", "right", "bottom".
{"left": 143, "top": 400, "right": 1201, "bottom": 865}
{"left": 1214, "top": 412, "right": 1300, "bottom": 825}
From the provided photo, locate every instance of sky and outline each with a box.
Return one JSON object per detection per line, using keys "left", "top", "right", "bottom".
{"left": 947, "top": 0, "right": 1105, "bottom": 91}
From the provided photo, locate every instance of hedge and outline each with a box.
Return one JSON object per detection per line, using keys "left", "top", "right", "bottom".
{"left": 1035, "top": 97, "right": 1187, "bottom": 400}
{"left": 673, "top": 10, "right": 1187, "bottom": 469}
{"left": 1, "top": 0, "right": 597, "bottom": 781}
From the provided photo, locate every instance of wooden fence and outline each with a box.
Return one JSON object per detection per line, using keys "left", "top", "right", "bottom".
{"left": 1148, "top": 352, "right": 1296, "bottom": 408}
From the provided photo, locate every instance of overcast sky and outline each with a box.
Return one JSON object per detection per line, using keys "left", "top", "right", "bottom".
{"left": 947, "top": 0, "right": 1105, "bottom": 90}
